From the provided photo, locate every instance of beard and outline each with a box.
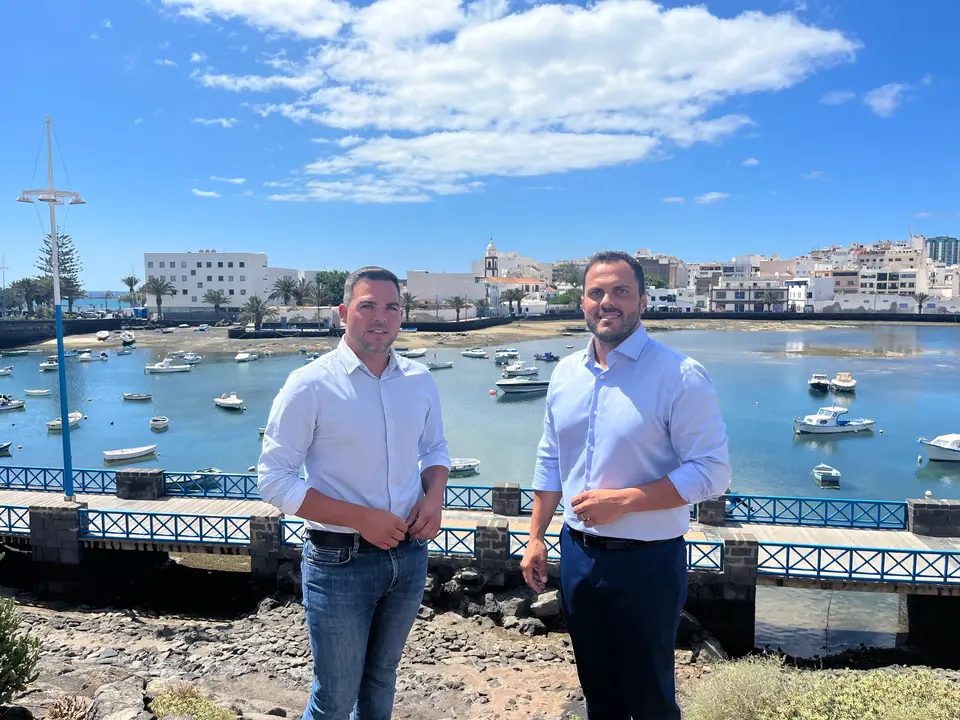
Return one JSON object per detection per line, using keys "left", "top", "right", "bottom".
{"left": 349, "top": 326, "right": 397, "bottom": 354}
{"left": 584, "top": 307, "right": 642, "bottom": 346}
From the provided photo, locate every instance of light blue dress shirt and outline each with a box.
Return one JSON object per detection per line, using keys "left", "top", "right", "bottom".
{"left": 533, "top": 324, "right": 730, "bottom": 541}
{"left": 258, "top": 339, "right": 451, "bottom": 533}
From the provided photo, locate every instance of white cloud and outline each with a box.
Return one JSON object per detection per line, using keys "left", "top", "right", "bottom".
{"left": 154, "top": 58, "right": 178, "bottom": 67}
{"left": 820, "top": 89, "right": 855, "bottom": 105}
{"left": 804, "top": 170, "right": 825, "bottom": 179}
{"left": 211, "top": 175, "right": 247, "bottom": 184}
{"left": 134, "top": 117, "right": 144, "bottom": 125}
{"left": 693, "top": 192, "right": 730, "bottom": 204}
{"left": 190, "top": 52, "right": 209, "bottom": 63}
{"left": 103, "top": 19, "right": 113, "bottom": 29}
{"left": 191, "top": 188, "right": 222, "bottom": 198}
{"left": 662, "top": 196, "right": 685, "bottom": 203}
{"left": 164, "top": 0, "right": 859, "bottom": 202}
{"left": 864, "top": 83, "right": 909, "bottom": 118}
{"left": 742, "top": 157, "right": 759, "bottom": 167}
{"left": 192, "top": 117, "right": 239, "bottom": 128}
{"left": 90, "top": 33, "right": 99, "bottom": 40}
{"left": 921, "top": 73, "right": 933, "bottom": 85}
{"left": 914, "top": 211, "right": 932, "bottom": 218}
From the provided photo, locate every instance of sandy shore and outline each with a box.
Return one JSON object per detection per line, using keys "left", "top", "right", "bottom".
{"left": 14, "top": 318, "right": 956, "bottom": 356}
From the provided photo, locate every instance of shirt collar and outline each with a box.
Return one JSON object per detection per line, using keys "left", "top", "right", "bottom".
{"left": 583, "top": 323, "right": 650, "bottom": 367}
{"left": 336, "top": 337, "right": 399, "bottom": 377}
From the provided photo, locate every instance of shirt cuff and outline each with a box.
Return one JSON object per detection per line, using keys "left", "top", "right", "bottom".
{"left": 275, "top": 481, "right": 309, "bottom": 517}
{"left": 532, "top": 463, "right": 562, "bottom": 492}
{"left": 668, "top": 464, "right": 709, "bottom": 505}
{"left": 419, "top": 452, "right": 452, "bottom": 472}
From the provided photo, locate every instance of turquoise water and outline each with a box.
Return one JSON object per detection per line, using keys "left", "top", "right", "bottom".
{"left": 2, "top": 324, "right": 959, "bottom": 656}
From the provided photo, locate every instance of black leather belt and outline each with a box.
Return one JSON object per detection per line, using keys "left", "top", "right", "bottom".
{"left": 308, "top": 529, "right": 411, "bottom": 552}
{"left": 567, "top": 526, "right": 681, "bottom": 550}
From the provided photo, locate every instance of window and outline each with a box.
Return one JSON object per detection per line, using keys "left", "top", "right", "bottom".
{"left": 229, "top": 289, "right": 235, "bottom": 295}
{"left": 191, "top": 296, "right": 197, "bottom": 303}
{"left": 148, "top": 274, "right": 155, "bottom": 280}
{"left": 159, "top": 262, "right": 165, "bottom": 268}
{"left": 239, "top": 262, "right": 245, "bottom": 268}
{"left": 714, "top": 291, "right": 726, "bottom": 299}
{"left": 190, "top": 269, "right": 196, "bottom": 276}
{"left": 239, "top": 275, "right": 245, "bottom": 281}
{"left": 218, "top": 276, "right": 224, "bottom": 282}
{"left": 228, "top": 275, "right": 233, "bottom": 281}
{"left": 160, "top": 275, "right": 165, "bottom": 281}
{"left": 147, "top": 261, "right": 154, "bottom": 268}
{"left": 734, "top": 291, "right": 745, "bottom": 300}
{"left": 197, "top": 262, "right": 202, "bottom": 268}
{"left": 197, "top": 282, "right": 203, "bottom": 289}
{"left": 206, "top": 262, "right": 212, "bottom": 268}
{"left": 218, "top": 262, "right": 223, "bottom": 268}
{"left": 715, "top": 303, "right": 725, "bottom": 311}
{"left": 181, "top": 275, "right": 187, "bottom": 282}
{"left": 228, "top": 261, "right": 234, "bottom": 268}
{"left": 240, "top": 289, "right": 246, "bottom": 295}
{"left": 181, "top": 289, "right": 187, "bottom": 295}
{"left": 207, "top": 275, "right": 212, "bottom": 281}
{"left": 181, "top": 262, "right": 187, "bottom": 268}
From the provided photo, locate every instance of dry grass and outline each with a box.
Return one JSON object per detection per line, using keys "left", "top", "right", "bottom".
{"left": 150, "top": 683, "right": 235, "bottom": 720}
{"left": 46, "top": 695, "right": 92, "bottom": 720}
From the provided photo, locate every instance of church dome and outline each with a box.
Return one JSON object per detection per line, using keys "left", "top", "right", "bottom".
{"left": 486, "top": 239, "right": 497, "bottom": 254}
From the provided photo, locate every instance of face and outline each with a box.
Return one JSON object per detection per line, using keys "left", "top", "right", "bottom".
{"left": 339, "top": 278, "right": 402, "bottom": 355}
{"left": 582, "top": 261, "right": 647, "bottom": 346}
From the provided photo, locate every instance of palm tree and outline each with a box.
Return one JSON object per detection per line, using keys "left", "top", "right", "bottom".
{"left": 911, "top": 292, "right": 931, "bottom": 314}
{"left": 103, "top": 291, "right": 113, "bottom": 312}
{"left": 203, "top": 289, "right": 228, "bottom": 321}
{"left": 401, "top": 292, "right": 418, "bottom": 322}
{"left": 292, "top": 278, "right": 314, "bottom": 306}
{"left": 474, "top": 297, "right": 489, "bottom": 318}
{"left": 11, "top": 278, "right": 41, "bottom": 315}
{"left": 141, "top": 276, "right": 177, "bottom": 320}
{"left": 121, "top": 276, "right": 141, "bottom": 308}
{"left": 502, "top": 288, "right": 526, "bottom": 315}
{"left": 446, "top": 296, "right": 470, "bottom": 322}
{"left": 269, "top": 277, "right": 298, "bottom": 306}
{"left": 758, "top": 290, "right": 782, "bottom": 312}
{"left": 240, "top": 295, "right": 279, "bottom": 330}
{"left": 304, "top": 283, "right": 325, "bottom": 329}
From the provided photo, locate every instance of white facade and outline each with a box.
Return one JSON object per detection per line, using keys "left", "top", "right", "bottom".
{"left": 144, "top": 250, "right": 269, "bottom": 312}
{"left": 405, "top": 271, "right": 487, "bottom": 304}
{"left": 646, "top": 288, "right": 703, "bottom": 313}
{"left": 471, "top": 242, "right": 552, "bottom": 283}
{"left": 857, "top": 267, "right": 927, "bottom": 295}
{"left": 785, "top": 278, "right": 810, "bottom": 312}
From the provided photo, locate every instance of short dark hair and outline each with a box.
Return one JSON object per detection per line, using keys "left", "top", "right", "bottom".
{"left": 342, "top": 266, "right": 402, "bottom": 306}
{"left": 583, "top": 251, "right": 646, "bottom": 295}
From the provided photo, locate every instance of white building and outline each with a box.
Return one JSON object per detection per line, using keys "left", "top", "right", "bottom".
{"left": 710, "top": 275, "right": 788, "bottom": 312}
{"left": 404, "top": 271, "right": 488, "bottom": 305}
{"left": 784, "top": 277, "right": 810, "bottom": 312}
{"left": 471, "top": 241, "right": 552, "bottom": 283}
{"left": 646, "top": 288, "right": 704, "bottom": 313}
{"left": 144, "top": 250, "right": 269, "bottom": 317}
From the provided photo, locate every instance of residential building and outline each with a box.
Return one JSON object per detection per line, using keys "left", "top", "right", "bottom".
{"left": 720, "top": 254, "right": 761, "bottom": 278}
{"left": 794, "top": 256, "right": 833, "bottom": 279}
{"left": 646, "top": 288, "right": 705, "bottom": 313}
{"left": 405, "top": 270, "right": 487, "bottom": 305}
{"left": 814, "top": 268, "right": 860, "bottom": 296}
{"left": 143, "top": 250, "right": 269, "bottom": 317}
{"left": 858, "top": 267, "right": 926, "bottom": 296}
{"left": 471, "top": 240, "right": 552, "bottom": 283}
{"left": 925, "top": 236, "right": 960, "bottom": 266}
{"left": 855, "top": 242, "right": 922, "bottom": 270}
{"left": 757, "top": 255, "right": 797, "bottom": 279}
{"left": 710, "top": 276, "right": 788, "bottom": 313}
{"left": 784, "top": 277, "right": 810, "bottom": 312}
{"left": 634, "top": 250, "right": 687, "bottom": 289}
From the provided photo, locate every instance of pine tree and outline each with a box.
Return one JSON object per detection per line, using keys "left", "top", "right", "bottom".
{"left": 37, "top": 228, "right": 83, "bottom": 280}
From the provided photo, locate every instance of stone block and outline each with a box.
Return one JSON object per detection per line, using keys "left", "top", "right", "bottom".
{"left": 908, "top": 498, "right": 960, "bottom": 537}
{"left": 697, "top": 497, "right": 727, "bottom": 526}
{"left": 492, "top": 483, "right": 521, "bottom": 516}
{"left": 250, "top": 516, "right": 282, "bottom": 587}
{"left": 116, "top": 468, "right": 165, "bottom": 500}
{"left": 473, "top": 518, "right": 509, "bottom": 569}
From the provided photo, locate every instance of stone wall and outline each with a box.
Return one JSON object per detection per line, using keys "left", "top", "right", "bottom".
{"left": 0, "top": 319, "right": 124, "bottom": 349}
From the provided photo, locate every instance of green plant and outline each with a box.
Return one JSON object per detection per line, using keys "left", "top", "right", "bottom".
{"left": 0, "top": 584, "right": 40, "bottom": 705}
{"left": 683, "top": 655, "right": 792, "bottom": 720}
{"left": 150, "top": 685, "right": 234, "bottom": 720}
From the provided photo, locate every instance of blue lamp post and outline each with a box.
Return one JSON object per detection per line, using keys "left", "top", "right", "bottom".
{"left": 17, "top": 116, "right": 85, "bottom": 500}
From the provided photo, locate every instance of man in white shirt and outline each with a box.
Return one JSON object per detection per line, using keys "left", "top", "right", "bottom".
{"left": 258, "top": 266, "right": 451, "bottom": 720}
{"left": 521, "top": 251, "right": 730, "bottom": 719}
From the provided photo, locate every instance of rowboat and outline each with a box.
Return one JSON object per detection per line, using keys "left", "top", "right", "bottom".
{"left": 812, "top": 463, "right": 841, "bottom": 489}
{"left": 103, "top": 444, "right": 158, "bottom": 462}
{"left": 183, "top": 352, "right": 203, "bottom": 365}
{"left": 24, "top": 389, "right": 51, "bottom": 396}
{"left": 47, "top": 411, "right": 83, "bottom": 431}
{"left": 0, "top": 350, "right": 29, "bottom": 356}
{"left": 235, "top": 352, "right": 258, "bottom": 362}
{"left": 215, "top": 392, "right": 245, "bottom": 410}
{"left": 120, "top": 331, "right": 136, "bottom": 345}
{"left": 149, "top": 416, "right": 169, "bottom": 430}
{"left": 115, "top": 349, "right": 131, "bottom": 356}
{"left": 398, "top": 348, "right": 427, "bottom": 358}
{"left": 122, "top": 393, "right": 152, "bottom": 401}
{"left": 78, "top": 351, "right": 109, "bottom": 362}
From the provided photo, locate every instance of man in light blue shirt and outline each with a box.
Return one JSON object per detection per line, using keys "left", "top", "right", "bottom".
{"left": 521, "top": 251, "right": 730, "bottom": 720}
{"left": 258, "top": 266, "right": 450, "bottom": 720}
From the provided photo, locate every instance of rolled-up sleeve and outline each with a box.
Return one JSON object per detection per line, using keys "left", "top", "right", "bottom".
{"left": 418, "top": 379, "right": 451, "bottom": 472}
{"left": 667, "top": 360, "right": 731, "bottom": 504}
{"left": 257, "top": 373, "right": 317, "bottom": 515}
{"left": 532, "top": 392, "right": 562, "bottom": 492}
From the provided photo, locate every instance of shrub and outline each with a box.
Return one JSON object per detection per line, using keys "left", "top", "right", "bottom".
{"left": 150, "top": 684, "right": 234, "bottom": 720}
{"left": 683, "top": 655, "right": 960, "bottom": 720}
{"left": 0, "top": 594, "right": 40, "bottom": 705}
{"left": 47, "top": 695, "right": 92, "bottom": 720}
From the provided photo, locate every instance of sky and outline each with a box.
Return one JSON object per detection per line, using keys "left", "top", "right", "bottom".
{"left": 1, "top": 0, "right": 958, "bottom": 289}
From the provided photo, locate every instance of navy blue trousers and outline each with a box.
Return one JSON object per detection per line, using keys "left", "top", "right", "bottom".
{"left": 559, "top": 526, "right": 687, "bottom": 720}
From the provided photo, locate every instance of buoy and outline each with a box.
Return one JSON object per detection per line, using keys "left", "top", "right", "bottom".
{"left": 755, "top": 401, "right": 759, "bottom": 405}
{"left": 918, "top": 455, "right": 923, "bottom": 465}
{"left": 17, "top": 446, "right": 22, "bottom": 450}
{"left": 110, "top": 421, "right": 114, "bottom": 425}
{"left": 489, "top": 389, "right": 496, "bottom": 396}
{"left": 83, "top": 415, "right": 88, "bottom": 420}
{"left": 878, "top": 429, "right": 883, "bottom": 434}
{"left": 925, "top": 490, "right": 933, "bottom": 498}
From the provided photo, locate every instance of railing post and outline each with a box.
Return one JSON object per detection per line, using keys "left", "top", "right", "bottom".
{"left": 492, "top": 483, "right": 521, "bottom": 516}
{"left": 29, "top": 500, "right": 87, "bottom": 597}
{"left": 697, "top": 496, "right": 727, "bottom": 525}
{"left": 474, "top": 518, "right": 509, "bottom": 585}
{"left": 907, "top": 498, "right": 960, "bottom": 537}
{"left": 250, "top": 514, "right": 282, "bottom": 589}
{"left": 115, "top": 468, "right": 165, "bottom": 500}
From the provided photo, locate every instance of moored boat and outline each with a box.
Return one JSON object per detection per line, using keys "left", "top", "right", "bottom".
{"left": 0, "top": 365, "right": 13, "bottom": 376}
{"left": 830, "top": 372, "right": 857, "bottom": 393}
{"left": 149, "top": 416, "right": 169, "bottom": 431}
{"left": 793, "top": 406, "right": 875, "bottom": 435}
{"left": 115, "top": 349, "right": 132, "bottom": 356}
{"left": 120, "top": 331, "right": 136, "bottom": 345}
{"left": 807, "top": 370, "right": 830, "bottom": 392}
{"left": 235, "top": 352, "right": 257, "bottom": 362}
{"left": 24, "top": 389, "right": 51, "bottom": 396}
{"left": 398, "top": 348, "right": 427, "bottom": 358}
{"left": 496, "top": 377, "right": 550, "bottom": 394}
{"left": 426, "top": 361, "right": 454, "bottom": 370}
{"left": 460, "top": 348, "right": 488, "bottom": 359}
{"left": 449, "top": 458, "right": 480, "bottom": 476}
{"left": 39, "top": 355, "right": 58, "bottom": 371}
{"left": 918, "top": 434, "right": 960, "bottom": 462}
{"left": 533, "top": 352, "right": 560, "bottom": 362}
{"left": 144, "top": 358, "right": 192, "bottom": 374}
{"left": 103, "top": 444, "right": 158, "bottom": 462}
{"left": 47, "top": 411, "right": 83, "bottom": 431}
{"left": 122, "top": 392, "right": 152, "bottom": 401}
{"left": 0, "top": 442, "right": 11, "bottom": 453}
{"left": 501, "top": 362, "right": 538, "bottom": 377}
{"left": 96, "top": 330, "right": 110, "bottom": 341}
{"left": 183, "top": 352, "right": 203, "bottom": 365}
{"left": 812, "top": 463, "right": 841, "bottom": 488}
{"left": 0, "top": 395, "right": 25, "bottom": 411}
{"left": 78, "top": 351, "right": 109, "bottom": 362}
{"left": 214, "top": 392, "right": 245, "bottom": 410}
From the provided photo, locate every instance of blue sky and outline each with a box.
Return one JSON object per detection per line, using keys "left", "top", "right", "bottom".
{"left": 1, "top": 0, "right": 958, "bottom": 289}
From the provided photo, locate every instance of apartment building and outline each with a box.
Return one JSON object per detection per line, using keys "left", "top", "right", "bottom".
{"left": 710, "top": 276, "right": 788, "bottom": 312}
{"left": 143, "top": 250, "right": 270, "bottom": 315}
{"left": 925, "top": 236, "right": 960, "bottom": 265}
{"left": 814, "top": 268, "right": 860, "bottom": 296}
{"left": 634, "top": 250, "right": 688, "bottom": 289}
{"left": 855, "top": 242, "right": 922, "bottom": 270}
{"left": 858, "top": 268, "right": 926, "bottom": 295}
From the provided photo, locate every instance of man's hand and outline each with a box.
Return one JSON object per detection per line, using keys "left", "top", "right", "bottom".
{"left": 406, "top": 492, "right": 443, "bottom": 540}
{"left": 570, "top": 489, "right": 630, "bottom": 528}
{"left": 520, "top": 538, "right": 548, "bottom": 593}
{"left": 354, "top": 508, "right": 410, "bottom": 549}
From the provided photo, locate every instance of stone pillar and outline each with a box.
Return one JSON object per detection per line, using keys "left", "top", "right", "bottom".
{"left": 29, "top": 501, "right": 87, "bottom": 598}
{"left": 474, "top": 518, "right": 509, "bottom": 586}
{"left": 250, "top": 515, "right": 282, "bottom": 589}
{"left": 492, "top": 483, "right": 521, "bottom": 516}
{"left": 697, "top": 497, "right": 727, "bottom": 526}
{"left": 115, "top": 468, "right": 165, "bottom": 500}
{"left": 897, "top": 593, "right": 960, "bottom": 662}
{"left": 907, "top": 498, "right": 960, "bottom": 537}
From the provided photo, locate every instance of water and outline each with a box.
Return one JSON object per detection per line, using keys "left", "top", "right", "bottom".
{"left": 2, "top": 324, "right": 959, "bottom": 655}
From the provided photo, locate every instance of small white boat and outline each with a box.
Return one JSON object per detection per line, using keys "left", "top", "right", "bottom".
{"left": 258, "top": 426, "right": 266, "bottom": 436}
{"left": 214, "top": 392, "right": 245, "bottom": 410}
{"left": 178, "top": 323, "right": 190, "bottom": 329}
{"left": 24, "top": 389, "right": 51, "bottom": 396}
{"left": 807, "top": 370, "right": 830, "bottom": 392}
{"left": 793, "top": 406, "right": 875, "bottom": 435}
{"left": 501, "top": 362, "right": 539, "bottom": 377}
{"left": 450, "top": 458, "right": 480, "bottom": 476}
{"left": 496, "top": 377, "right": 550, "bottom": 394}
{"left": 0, "top": 365, "right": 12, "bottom": 376}
{"left": 398, "top": 348, "right": 427, "bottom": 358}
{"left": 235, "top": 352, "right": 258, "bottom": 363}
{"left": 96, "top": 330, "right": 110, "bottom": 341}
{"left": 426, "top": 361, "right": 454, "bottom": 370}
{"left": 144, "top": 358, "right": 192, "bottom": 373}
{"left": 918, "top": 434, "right": 960, "bottom": 462}
{"left": 149, "top": 416, "right": 169, "bottom": 430}
{"left": 122, "top": 392, "right": 152, "bottom": 401}
{"left": 104, "top": 444, "right": 158, "bottom": 462}
{"left": 494, "top": 348, "right": 519, "bottom": 363}
{"left": 197, "top": 324, "right": 210, "bottom": 332}
{"left": 47, "top": 411, "right": 83, "bottom": 431}
{"left": 39, "top": 355, "right": 58, "bottom": 371}
{"left": 812, "top": 463, "right": 841, "bottom": 488}
{"left": 78, "top": 351, "right": 109, "bottom": 362}
{"left": 182, "top": 352, "right": 203, "bottom": 365}
{"left": 160, "top": 327, "right": 175, "bottom": 334}
{"left": 460, "top": 348, "right": 488, "bottom": 359}
{"left": 120, "top": 331, "right": 136, "bottom": 345}
{"left": 0, "top": 396, "right": 25, "bottom": 411}
{"left": 830, "top": 372, "right": 857, "bottom": 392}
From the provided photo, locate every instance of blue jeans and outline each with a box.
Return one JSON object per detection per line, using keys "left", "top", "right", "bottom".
{"left": 300, "top": 536, "right": 428, "bottom": 720}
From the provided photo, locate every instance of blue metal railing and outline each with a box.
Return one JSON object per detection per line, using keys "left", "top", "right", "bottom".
{"left": 758, "top": 542, "right": 960, "bottom": 585}
{"left": 727, "top": 495, "right": 907, "bottom": 530}
{"left": 281, "top": 519, "right": 305, "bottom": 546}
{"left": 0, "top": 466, "right": 116, "bottom": 494}
{"left": 164, "top": 472, "right": 259, "bottom": 499}
{"left": 0, "top": 506, "right": 30, "bottom": 535}
{"left": 509, "top": 530, "right": 562, "bottom": 560}
{"left": 444, "top": 485, "right": 492, "bottom": 510}
{"left": 80, "top": 509, "right": 250, "bottom": 545}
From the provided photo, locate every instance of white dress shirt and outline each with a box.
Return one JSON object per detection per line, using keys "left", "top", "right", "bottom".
{"left": 533, "top": 324, "right": 731, "bottom": 541}
{"left": 258, "top": 339, "right": 451, "bottom": 533}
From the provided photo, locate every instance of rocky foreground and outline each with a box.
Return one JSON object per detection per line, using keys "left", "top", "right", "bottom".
{"left": 9, "top": 590, "right": 723, "bottom": 720}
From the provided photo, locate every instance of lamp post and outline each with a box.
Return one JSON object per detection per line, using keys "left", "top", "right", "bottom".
{"left": 17, "top": 116, "right": 85, "bottom": 500}
{"left": 0, "top": 256, "right": 7, "bottom": 318}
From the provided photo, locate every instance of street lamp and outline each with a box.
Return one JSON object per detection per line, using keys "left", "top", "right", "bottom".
{"left": 17, "top": 115, "right": 85, "bottom": 500}
{"left": 0, "top": 256, "right": 7, "bottom": 319}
